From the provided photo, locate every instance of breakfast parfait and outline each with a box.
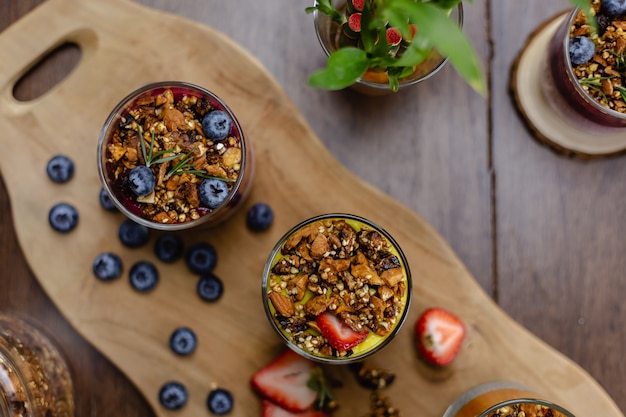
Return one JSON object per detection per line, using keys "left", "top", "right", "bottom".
{"left": 262, "top": 214, "right": 411, "bottom": 363}
{"left": 443, "top": 382, "right": 576, "bottom": 417}
{"left": 98, "top": 81, "right": 253, "bottom": 230}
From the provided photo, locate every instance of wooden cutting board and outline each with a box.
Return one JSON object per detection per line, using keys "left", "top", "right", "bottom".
{"left": 0, "top": 0, "right": 622, "bottom": 416}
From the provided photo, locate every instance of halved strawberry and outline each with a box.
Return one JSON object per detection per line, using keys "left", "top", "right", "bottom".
{"left": 251, "top": 349, "right": 318, "bottom": 412}
{"left": 415, "top": 307, "right": 466, "bottom": 366}
{"left": 262, "top": 400, "right": 329, "bottom": 417}
{"left": 315, "top": 312, "right": 368, "bottom": 352}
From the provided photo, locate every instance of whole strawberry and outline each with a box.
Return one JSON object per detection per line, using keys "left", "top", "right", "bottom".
{"left": 414, "top": 307, "right": 466, "bottom": 367}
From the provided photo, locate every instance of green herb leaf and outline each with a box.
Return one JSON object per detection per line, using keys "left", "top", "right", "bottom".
{"left": 308, "top": 47, "right": 370, "bottom": 90}
{"left": 567, "top": 0, "right": 598, "bottom": 33}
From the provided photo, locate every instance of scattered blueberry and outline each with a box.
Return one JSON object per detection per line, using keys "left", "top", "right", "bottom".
{"left": 169, "top": 327, "right": 197, "bottom": 356}
{"left": 199, "top": 178, "right": 229, "bottom": 209}
{"left": 158, "top": 381, "right": 188, "bottom": 410}
{"left": 46, "top": 155, "right": 74, "bottom": 183}
{"left": 201, "top": 110, "right": 232, "bottom": 141}
{"left": 118, "top": 219, "right": 150, "bottom": 248}
{"left": 128, "top": 165, "right": 156, "bottom": 197}
{"left": 186, "top": 242, "right": 218, "bottom": 274}
{"left": 129, "top": 261, "right": 159, "bottom": 292}
{"left": 154, "top": 234, "right": 184, "bottom": 263}
{"left": 206, "top": 388, "right": 234, "bottom": 415}
{"left": 92, "top": 252, "right": 123, "bottom": 281}
{"left": 569, "top": 36, "right": 596, "bottom": 65}
{"left": 99, "top": 188, "right": 118, "bottom": 212}
{"left": 246, "top": 203, "right": 274, "bottom": 232}
{"left": 48, "top": 202, "right": 79, "bottom": 233}
{"left": 602, "top": 0, "right": 626, "bottom": 16}
{"left": 197, "top": 274, "right": 224, "bottom": 302}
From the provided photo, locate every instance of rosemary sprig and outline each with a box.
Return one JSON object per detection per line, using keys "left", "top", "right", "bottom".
{"left": 579, "top": 77, "right": 610, "bottom": 103}
{"left": 137, "top": 126, "right": 181, "bottom": 167}
{"left": 136, "top": 125, "right": 235, "bottom": 183}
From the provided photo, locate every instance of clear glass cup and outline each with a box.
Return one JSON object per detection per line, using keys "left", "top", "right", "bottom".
{"left": 544, "top": 8, "right": 626, "bottom": 130}
{"left": 313, "top": 0, "right": 463, "bottom": 96}
{"left": 262, "top": 213, "right": 412, "bottom": 364}
{"left": 443, "top": 382, "right": 575, "bottom": 417}
{"left": 0, "top": 314, "right": 75, "bottom": 417}
{"left": 97, "top": 81, "right": 255, "bottom": 231}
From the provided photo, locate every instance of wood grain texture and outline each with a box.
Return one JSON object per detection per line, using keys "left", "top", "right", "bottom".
{"left": 491, "top": 0, "right": 626, "bottom": 411}
{"left": 0, "top": 0, "right": 624, "bottom": 416}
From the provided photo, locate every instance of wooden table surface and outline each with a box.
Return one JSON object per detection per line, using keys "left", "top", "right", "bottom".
{"left": 1, "top": 0, "right": 624, "bottom": 415}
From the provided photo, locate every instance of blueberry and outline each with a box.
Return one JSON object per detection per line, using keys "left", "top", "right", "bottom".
{"left": 48, "top": 202, "right": 79, "bottom": 233}
{"left": 158, "top": 381, "right": 188, "bottom": 410}
{"left": 197, "top": 274, "right": 224, "bottom": 302}
{"left": 128, "top": 165, "right": 156, "bottom": 197}
{"left": 119, "top": 219, "right": 150, "bottom": 248}
{"left": 199, "top": 178, "right": 229, "bottom": 209}
{"left": 169, "top": 327, "right": 197, "bottom": 356}
{"left": 99, "top": 188, "right": 118, "bottom": 212}
{"left": 186, "top": 242, "right": 218, "bottom": 274}
{"left": 92, "top": 252, "right": 123, "bottom": 281}
{"left": 129, "top": 261, "right": 159, "bottom": 292}
{"left": 602, "top": 0, "right": 626, "bottom": 16}
{"left": 46, "top": 155, "right": 74, "bottom": 183}
{"left": 569, "top": 36, "right": 596, "bottom": 65}
{"left": 201, "top": 110, "right": 232, "bottom": 141}
{"left": 207, "top": 388, "right": 234, "bottom": 415}
{"left": 154, "top": 234, "right": 184, "bottom": 263}
{"left": 246, "top": 203, "right": 274, "bottom": 232}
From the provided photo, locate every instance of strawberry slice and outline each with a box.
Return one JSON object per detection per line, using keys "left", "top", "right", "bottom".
{"left": 415, "top": 307, "right": 466, "bottom": 366}
{"left": 251, "top": 349, "right": 318, "bottom": 412}
{"left": 315, "top": 312, "right": 368, "bottom": 351}
{"left": 262, "top": 400, "right": 329, "bottom": 417}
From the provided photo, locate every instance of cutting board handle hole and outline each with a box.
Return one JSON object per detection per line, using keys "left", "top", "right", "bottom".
{"left": 12, "top": 42, "right": 81, "bottom": 102}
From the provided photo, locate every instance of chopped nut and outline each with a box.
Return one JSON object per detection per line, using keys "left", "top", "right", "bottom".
{"left": 269, "top": 291, "right": 295, "bottom": 317}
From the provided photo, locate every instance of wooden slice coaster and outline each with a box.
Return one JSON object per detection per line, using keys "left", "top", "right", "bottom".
{"left": 510, "top": 12, "right": 626, "bottom": 160}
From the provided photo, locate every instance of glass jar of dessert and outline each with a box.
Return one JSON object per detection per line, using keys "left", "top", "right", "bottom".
{"left": 98, "top": 81, "right": 255, "bottom": 231}
{"left": 0, "top": 314, "right": 75, "bottom": 417}
{"left": 443, "top": 382, "right": 575, "bottom": 417}
{"left": 262, "top": 213, "right": 412, "bottom": 364}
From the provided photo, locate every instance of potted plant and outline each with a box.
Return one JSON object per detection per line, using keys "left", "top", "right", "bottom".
{"left": 305, "top": 0, "right": 486, "bottom": 95}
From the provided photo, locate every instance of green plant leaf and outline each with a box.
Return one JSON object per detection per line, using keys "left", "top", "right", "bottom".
{"left": 385, "top": 0, "right": 486, "bottom": 95}
{"left": 308, "top": 47, "right": 370, "bottom": 90}
{"left": 389, "top": 34, "right": 431, "bottom": 68}
{"left": 306, "top": 0, "right": 344, "bottom": 24}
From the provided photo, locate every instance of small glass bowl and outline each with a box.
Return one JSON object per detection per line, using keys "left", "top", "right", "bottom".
{"left": 97, "top": 81, "right": 254, "bottom": 231}
{"left": 0, "top": 314, "right": 75, "bottom": 417}
{"left": 262, "top": 213, "right": 412, "bottom": 364}
{"left": 443, "top": 381, "right": 576, "bottom": 417}
{"left": 545, "top": 8, "right": 626, "bottom": 128}
{"left": 312, "top": 0, "right": 463, "bottom": 96}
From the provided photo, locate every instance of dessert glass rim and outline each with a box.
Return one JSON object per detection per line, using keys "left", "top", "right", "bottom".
{"left": 561, "top": 7, "right": 626, "bottom": 122}
{"left": 97, "top": 80, "right": 249, "bottom": 231}
{"left": 477, "top": 398, "right": 576, "bottom": 417}
{"left": 261, "top": 212, "right": 413, "bottom": 364}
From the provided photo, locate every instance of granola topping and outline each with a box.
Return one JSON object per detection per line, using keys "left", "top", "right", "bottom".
{"left": 0, "top": 315, "right": 74, "bottom": 417}
{"left": 569, "top": 0, "right": 626, "bottom": 113}
{"left": 266, "top": 217, "right": 409, "bottom": 358}
{"left": 485, "top": 403, "right": 568, "bottom": 417}
{"left": 104, "top": 86, "right": 242, "bottom": 224}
